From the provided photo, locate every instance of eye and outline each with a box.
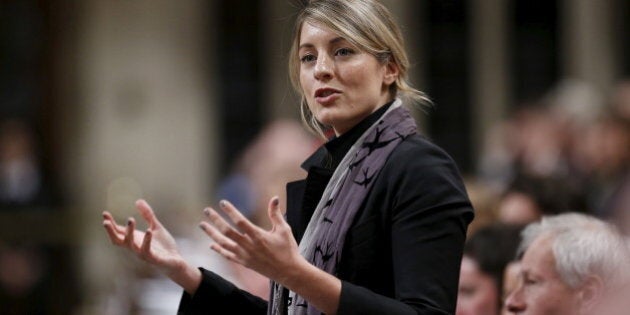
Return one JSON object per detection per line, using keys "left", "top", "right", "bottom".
{"left": 300, "top": 54, "right": 316, "bottom": 63}
{"left": 335, "top": 47, "right": 354, "bottom": 57}
{"left": 458, "top": 286, "right": 476, "bottom": 296}
{"left": 523, "top": 276, "right": 538, "bottom": 286}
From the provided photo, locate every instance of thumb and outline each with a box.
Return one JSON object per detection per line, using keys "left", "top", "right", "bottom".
{"left": 267, "top": 196, "right": 284, "bottom": 226}
{"left": 136, "top": 199, "right": 160, "bottom": 230}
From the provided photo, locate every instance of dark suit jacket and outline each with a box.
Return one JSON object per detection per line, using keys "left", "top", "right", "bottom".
{"left": 178, "top": 110, "right": 473, "bottom": 315}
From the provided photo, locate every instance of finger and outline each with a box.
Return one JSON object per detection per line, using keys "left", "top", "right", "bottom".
{"left": 136, "top": 199, "right": 159, "bottom": 230}
{"left": 102, "top": 210, "right": 113, "bottom": 220}
{"left": 103, "top": 221, "right": 125, "bottom": 245}
{"left": 140, "top": 230, "right": 153, "bottom": 259}
{"left": 204, "top": 208, "right": 251, "bottom": 245}
{"left": 199, "top": 222, "right": 244, "bottom": 255}
{"left": 267, "top": 196, "right": 285, "bottom": 227}
{"left": 103, "top": 211, "right": 127, "bottom": 234}
{"left": 210, "top": 243, "right": 244, "bottom": 265}
{"left": 218, "top": 200, "right": 261, "bottom": 238}
{"left": 124, "top": 217, "right": 137, "bottom": 249}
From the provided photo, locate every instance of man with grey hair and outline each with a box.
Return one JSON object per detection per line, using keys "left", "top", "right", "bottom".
{"left": 505, "top": 213, "right": 629, "bottom": 315}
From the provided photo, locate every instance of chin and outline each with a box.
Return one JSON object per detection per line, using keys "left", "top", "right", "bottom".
{"left": 314, "top": 112, "right": 338, "bottom": 127}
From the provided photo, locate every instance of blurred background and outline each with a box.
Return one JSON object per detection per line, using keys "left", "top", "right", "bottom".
{"left": 0, "top": 0, "right": 627, "bottom": 314}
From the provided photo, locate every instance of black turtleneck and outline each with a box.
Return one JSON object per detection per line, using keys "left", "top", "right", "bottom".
{"left": 289, "top": 100, "right": 394, "bottom": 242}
{"left": 301, "top": 100, "right": 394, "bottom": 172}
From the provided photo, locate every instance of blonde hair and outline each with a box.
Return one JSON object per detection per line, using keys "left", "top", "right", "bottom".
{"left": 288, "top": 0, "right": 429, "bottom": 137}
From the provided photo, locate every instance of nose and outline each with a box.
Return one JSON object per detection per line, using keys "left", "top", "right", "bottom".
{"left": 314, "top": 54, "right": 333, "bottom": 81}
{"left": 505, "top": 286, "right": 526, "bottom": 313}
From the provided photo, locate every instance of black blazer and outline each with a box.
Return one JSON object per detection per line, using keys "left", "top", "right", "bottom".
{"left": 178, "top": 134, "right": 473, "bottom": 315}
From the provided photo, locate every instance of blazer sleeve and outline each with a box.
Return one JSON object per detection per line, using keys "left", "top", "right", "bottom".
{"left": 177, "top": 268, "right": 268, "bottom": 315}
{"left": 337, "top": 137, "right": 474, "bottom": 315}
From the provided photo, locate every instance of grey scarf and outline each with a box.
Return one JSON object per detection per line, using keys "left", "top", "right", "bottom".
{"left": 269, "top": 99, "right": 417, "bottom": 315}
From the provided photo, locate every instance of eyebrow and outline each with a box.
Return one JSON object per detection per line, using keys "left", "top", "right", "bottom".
{"left": 299, "top": 37, "right": 346, "bottom": 50}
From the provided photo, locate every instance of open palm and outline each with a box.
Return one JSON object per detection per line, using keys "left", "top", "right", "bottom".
{"left": 102, "top": 199, "right": 186, "bottom": 275}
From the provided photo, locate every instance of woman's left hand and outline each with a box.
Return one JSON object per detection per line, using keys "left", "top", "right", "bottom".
{"left": 199, "top": 197, "right": 302, "bottom": 283}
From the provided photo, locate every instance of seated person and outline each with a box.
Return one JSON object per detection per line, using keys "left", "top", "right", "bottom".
{"left": 505, "top": 213, "right": 629, "bottom": 315}
{"left": 457, "top": 224, "right": 522, "bottom": 315}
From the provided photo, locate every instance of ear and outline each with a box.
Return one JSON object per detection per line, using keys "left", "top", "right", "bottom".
{"left": 383, "top": 60, "right": 399, "bottom": 86}
{"left": 577, "top": 275, "right": 604, "bottom": 312}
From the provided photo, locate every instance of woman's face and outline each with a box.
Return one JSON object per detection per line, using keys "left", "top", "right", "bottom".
{"left": 298, "top": 22, "right": 397, "bottom": 136}
{"left": 457, "top": 255, "right": 500, "bottom": 315}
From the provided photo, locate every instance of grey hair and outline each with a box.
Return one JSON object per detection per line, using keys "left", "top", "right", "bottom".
{"left": 518, "top": 213, "right": 629, "bottom": 289}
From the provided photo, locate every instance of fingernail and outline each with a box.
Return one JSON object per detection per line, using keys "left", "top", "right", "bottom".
{"left": 127, "top": 219, "right": 132, "bottom": 226}
{"left": 199, "top": 223, "right": 206, "bottom": 231}
{"left": 219, "top": 200, "right": 227, "bottom": 208}
{"left": 272, "top": 197, "right": 279, "bottom": 206}
{"left": 203, "top": 208, "right": 210, "bottom": 216}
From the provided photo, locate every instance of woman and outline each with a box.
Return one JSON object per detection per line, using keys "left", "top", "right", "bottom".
{"left": 103, "top": 1, "right": 473, "bottom": 314}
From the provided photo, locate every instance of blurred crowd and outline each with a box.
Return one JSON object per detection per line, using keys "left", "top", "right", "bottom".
{"left": 471, "top": 80, "right": 629, "bottom": 231}
{"left": 0, "top": 119, "right": 77, "bottom": 314}
{"left": 457, "top": 79, "right": 630, "bottom": 315}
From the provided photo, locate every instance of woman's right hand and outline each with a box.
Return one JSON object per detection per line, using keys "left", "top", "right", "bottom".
{"left": 102, "top": 199, "right": 202, "bottom": 294}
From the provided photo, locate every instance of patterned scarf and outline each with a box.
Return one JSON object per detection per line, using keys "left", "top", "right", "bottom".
{"left": 269, "top": 99, "right": 417, "bottom": 315}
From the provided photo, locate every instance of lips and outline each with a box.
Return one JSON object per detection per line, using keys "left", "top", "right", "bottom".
{"left": 314, "top": 87, "right": 341, "bottom": 105}
{"left": 315, "top": 88, "right": 341, "bottom": 97}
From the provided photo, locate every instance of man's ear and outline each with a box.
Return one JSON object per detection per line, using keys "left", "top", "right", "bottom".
{"left": 383, "top": 61, "right": 399, "bottom": 85}
{"left": 577, "top": 275, "right": 604, "bottom": 312}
